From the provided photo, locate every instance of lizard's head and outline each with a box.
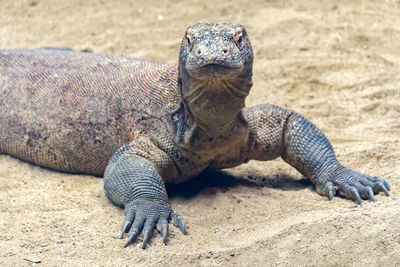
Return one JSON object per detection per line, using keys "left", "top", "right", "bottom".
{"left": 179, "top": 22, "right": 253, "bottom": 80}
{"left": 178, "top": 22, "right": 254, "bottom": 135}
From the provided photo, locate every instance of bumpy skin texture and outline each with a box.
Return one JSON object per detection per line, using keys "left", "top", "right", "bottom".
{"left": 0, "top": 22, "right": 390, "bottom": 248}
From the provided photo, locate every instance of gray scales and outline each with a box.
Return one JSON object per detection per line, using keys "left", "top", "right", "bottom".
{"left": 0, "top": 22, "right": 390, "bottom": 249}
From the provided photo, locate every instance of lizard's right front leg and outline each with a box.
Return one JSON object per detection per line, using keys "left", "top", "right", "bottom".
{"left": 103, "top": 137, "right": 186, "bottom": 249}
{"left": 244, "top": 104, "right": 389, "bottom": 204}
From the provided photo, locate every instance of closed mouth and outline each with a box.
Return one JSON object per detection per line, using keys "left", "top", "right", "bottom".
{"left": 199, "top": 62, "right": 242, "bottom": 69}
{"left": 185, "top": 61, "right": 245, "bottom": 80}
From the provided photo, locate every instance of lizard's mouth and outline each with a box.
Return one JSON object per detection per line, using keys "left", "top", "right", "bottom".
{"left": 186, "top": 62, "right": 244, "bottom": 79}
{"left": 199, "top": 62, "right": 242, "bottom": 69}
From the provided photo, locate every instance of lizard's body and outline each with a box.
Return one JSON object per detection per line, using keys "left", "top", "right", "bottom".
{"left": 0, "top": 51, "right": 178, "bottom": 175}
{"left": 0, "top": 23, "right": 390, "bottom": 248}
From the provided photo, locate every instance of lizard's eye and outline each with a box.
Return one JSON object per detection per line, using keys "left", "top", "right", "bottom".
{"left": 186, "top": 33, "right": 194, "bottom": 51}
{"left": 234, "top": 28, "right": 244, "bottom": 49}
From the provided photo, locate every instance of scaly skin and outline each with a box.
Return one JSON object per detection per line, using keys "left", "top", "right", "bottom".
{"left": 0, "top": 22, "right": 390, "bottom": 249}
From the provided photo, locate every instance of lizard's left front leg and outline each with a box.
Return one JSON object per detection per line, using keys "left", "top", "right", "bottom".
{"left": 244, "top": 104, "right": 390, "bottom": 204}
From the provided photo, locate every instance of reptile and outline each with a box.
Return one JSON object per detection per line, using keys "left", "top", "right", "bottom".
{"left": 0, "top": 22, "right": 390, "bottom": 249}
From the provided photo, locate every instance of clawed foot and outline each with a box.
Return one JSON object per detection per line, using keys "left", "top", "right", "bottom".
{"left": 120, "top": 200, "right": 186, "bottom": 249}
{"left": 315, "top": 167, "right": 390, "bottom": 204}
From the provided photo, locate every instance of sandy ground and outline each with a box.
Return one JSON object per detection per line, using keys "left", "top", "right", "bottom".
{"left": 1, "top": 0, "right": 400, "bottom": 266}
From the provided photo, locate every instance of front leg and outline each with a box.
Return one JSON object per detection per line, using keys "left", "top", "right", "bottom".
{"left": 104, "top": 137, "right": 186, "bottom": 249}
{"left": 244, "top": 104, "right": 390, "bottom": 204}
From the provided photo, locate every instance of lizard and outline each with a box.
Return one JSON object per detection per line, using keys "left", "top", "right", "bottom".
{"left": 0, "top": 22, "right": 390, "bottom": 249}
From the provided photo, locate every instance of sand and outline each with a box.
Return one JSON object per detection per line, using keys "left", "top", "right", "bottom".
{"left": 1, "top": 0, "right": 400, "bottom": 266}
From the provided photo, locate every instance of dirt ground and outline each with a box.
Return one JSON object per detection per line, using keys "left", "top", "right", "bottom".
{"left": 1, "top": 0, "right": 400, "bottom": 266}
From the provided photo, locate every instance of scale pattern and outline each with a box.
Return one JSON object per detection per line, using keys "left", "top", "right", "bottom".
{"left": 0, "top": 49, "right": 179, "bottom": 175}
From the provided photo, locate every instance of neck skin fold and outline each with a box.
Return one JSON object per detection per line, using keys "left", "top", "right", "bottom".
{"left": 178, "top": 65, "right": 253, "bottom": 137}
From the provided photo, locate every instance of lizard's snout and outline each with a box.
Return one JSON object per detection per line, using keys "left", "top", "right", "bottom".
{"left": 196, "top": 46, "right": 229, "bottom": 56}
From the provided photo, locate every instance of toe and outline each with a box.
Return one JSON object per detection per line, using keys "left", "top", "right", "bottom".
{"left": 141, "top": 218, "right": 156, "bottom": 249}
{"left": 171, "top": 213, "right": 186, "bottom": 235}
{"left": 157, "top": 217, "right": 169, "bottom": 244}
{"left": 339, "top": 183, "right": 362, "bottom": 205}
{"left": 365, "top": 186, "right": 375, "bottom": 202}
{"left": 120, "top": 210, "right": 135, "bottom": 239}
{"left": 124, "top": 215, "right": 145, "bottom": 248}
{"left": 316, "top": 181, "right": 336, "bottom": 200}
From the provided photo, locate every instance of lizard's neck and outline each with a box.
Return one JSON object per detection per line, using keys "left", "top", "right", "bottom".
{"left": 178, "top": 68, "right": 252, "bottom": 138}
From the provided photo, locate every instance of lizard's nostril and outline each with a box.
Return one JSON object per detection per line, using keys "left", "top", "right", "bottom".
{"left": 223, "top": 48, "right": 228, "bottom": 54}
{"left": 197, "top": 49, "right": 202, "bottom": 55}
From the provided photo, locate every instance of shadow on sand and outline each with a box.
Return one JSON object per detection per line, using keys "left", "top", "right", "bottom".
{"left": 166, "top": 169, "right": 312, "bottom": 199}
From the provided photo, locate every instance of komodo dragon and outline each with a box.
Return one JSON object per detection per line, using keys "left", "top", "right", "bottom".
{"left": 0, "top": 22, "right": 390, "bottom": 249}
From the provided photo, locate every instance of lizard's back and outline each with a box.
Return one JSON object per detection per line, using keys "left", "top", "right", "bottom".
{"left": 0, "top": 49, "right": 179, "bottom": 175}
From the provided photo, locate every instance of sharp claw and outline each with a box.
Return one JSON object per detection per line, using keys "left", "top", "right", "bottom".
{"left": 353, "top": 189, "right": 362, "bottom": 205}
{"left": 326, "top": 182, "right": 335, "bottom": 200}
{"left": 340, "top": 184, "right": 362, "bottom": 205}
{"left": 162, "top": 222, "right": 168, "bottom": 244}
{"left": 141, "top": 218, "right": 156, "bottom": 249}
{"left": 378, "top": 183, "right": 390, "bottom": 197}
{"left": 179, "top": 219, "right": 186, "bottom": 235}
{"left": 342, "top": 184, "right": 362, "bottom": 205}
{"left": 124, "top": 229, "right": 139, "bottom": 248}
{"left": 328, "top": 190, "right": 334, "bottom": 200}
{"left": 156, "top": 218, "right": 169, "bottom": 244}
{"left": 123, "top": 215, "right": 145, "bottom": 248}
{"left": 142, "top": 230, "right": 150, "bottom": 249}
{"left": 120, "top": 221, "right": 131, "bottom": 239}
{"left": 156, "top": 222, "right": 162, "bottom": 233}
{"left": 383, "top": 179, "right": 391, "bottom": 191}
{"left": 120, "top": 210, "right": 135, "bottom": 238}
{"left": 366, "top": 186, "right": 375, "bottom": 202}
{"left": 172, "top": 213, "right": 186, "bottom": 235}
